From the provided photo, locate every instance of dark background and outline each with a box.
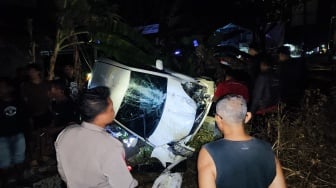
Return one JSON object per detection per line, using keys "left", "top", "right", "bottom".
{"left": 0, "top": 0, "right": 335, "bottom": 77}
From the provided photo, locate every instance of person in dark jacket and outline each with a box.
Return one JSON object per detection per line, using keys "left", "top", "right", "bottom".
{"left": 0, "top": 78, "right": 26, "bottom": 185}
{"left": 277, "top": 46, "right": 306, "bottom": 107}
{"left": 250, "top": 54, "right": 279, "bottom": 114}
{"left": 48, "top": 79, "right": 79, "bottom": 128}
{"left": 246, "top": 42, "right": 263, "bottom": 92}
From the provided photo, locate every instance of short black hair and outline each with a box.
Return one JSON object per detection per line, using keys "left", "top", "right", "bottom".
{"left": 78, "top": 86, "right": 111, "bottom": 122}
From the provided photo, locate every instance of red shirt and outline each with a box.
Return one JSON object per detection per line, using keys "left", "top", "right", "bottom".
{"left": 214, "top": 80, "right": 249, "bottom": 102}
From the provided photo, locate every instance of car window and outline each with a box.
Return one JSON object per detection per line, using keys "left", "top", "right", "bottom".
{"left": 115, "top": 71, "right": 167, "bottom": 138}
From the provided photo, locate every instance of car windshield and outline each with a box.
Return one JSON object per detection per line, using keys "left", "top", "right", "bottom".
{"left": 115, "top": 71, "right": 167, "bottom": 138}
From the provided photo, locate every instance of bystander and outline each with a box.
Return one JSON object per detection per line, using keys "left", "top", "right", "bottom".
{"left": 55, "top": 86, "right": 138, "bottom": 187}
{"left": 197, "top": 94, "right": 286, "bottom": 188}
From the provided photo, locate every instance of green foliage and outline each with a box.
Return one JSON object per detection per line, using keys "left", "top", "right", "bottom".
{"left": 54, "top": 0, "right": 91, "bottom": 29}
{"left": 95, "top": 33, "right": 156, "bottom": 66}
{"left": 91, "top": 21, "right": 158, "bottom": 67}
{"left": 49, "top": 0, "right": 160, "bottom": 79}
{"left": 188, "top": 116, "right": 221, "bottom": 151}
{"left": 127, "top": 146, "right": 157, "bottom": 167}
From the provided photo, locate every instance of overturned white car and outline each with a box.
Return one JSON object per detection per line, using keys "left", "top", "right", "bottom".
{"left": 88, "top": 57, "right": 214, "bottom": 185}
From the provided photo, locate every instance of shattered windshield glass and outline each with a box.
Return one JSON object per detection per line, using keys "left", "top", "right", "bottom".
{"left": 115, "top": 71, "right": 167, "bottom": 138}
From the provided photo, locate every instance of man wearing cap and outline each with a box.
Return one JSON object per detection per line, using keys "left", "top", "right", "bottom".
{"left": 197, "top": 94, "right": 286, "bottom": 188}
{"left": 55, "top": 86, "right": 138, "bottom": 188}
{"left": 213, "top": 68, "right": 249, "bottom": 103}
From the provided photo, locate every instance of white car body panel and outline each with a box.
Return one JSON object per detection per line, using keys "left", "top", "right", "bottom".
{"left": 89, "top": 57, "right": 214, "bottom": 169}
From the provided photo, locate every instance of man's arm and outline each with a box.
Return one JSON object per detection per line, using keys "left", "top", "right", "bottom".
{"left": 269, "top": 157, "right": 287, "bottom": 188}
{"left": 197, "top": 147, "right": 216, "bottom": 188}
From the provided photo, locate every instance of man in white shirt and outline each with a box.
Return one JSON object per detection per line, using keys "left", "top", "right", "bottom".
{"left": 55, "top": 86, "right": 138, "bottom": 188}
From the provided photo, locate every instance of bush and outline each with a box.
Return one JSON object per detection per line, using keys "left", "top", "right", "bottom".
{"left": 251, "top": 89, "right": 336, "bottom": 187}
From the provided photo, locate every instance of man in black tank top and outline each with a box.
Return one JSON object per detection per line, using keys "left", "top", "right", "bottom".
{"left": 197, "top": 94, "right": 286, "bottom": 188}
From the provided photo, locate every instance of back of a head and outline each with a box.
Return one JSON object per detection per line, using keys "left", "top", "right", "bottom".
{"left": 26, "top": 63, "right": 43, "bottom": 80}
{"left": 63, "top": 64, "right": 74, "bottom": 78}
{"left": 216, "top": 94, "right": 247, "bottom": 124}
{"left": 78, "top": 86, "right": 110, "bottom": 122}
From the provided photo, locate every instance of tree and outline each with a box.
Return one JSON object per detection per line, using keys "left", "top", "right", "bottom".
{"left": 87, "top": 1, "right": 159, "bottom": 67}
{"left": 48, "top": 0, "right": 90, "bottom": 81}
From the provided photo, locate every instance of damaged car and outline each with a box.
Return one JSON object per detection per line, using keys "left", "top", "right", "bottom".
{"left": 88, "top": 57, "right": 214, "bottom": 186}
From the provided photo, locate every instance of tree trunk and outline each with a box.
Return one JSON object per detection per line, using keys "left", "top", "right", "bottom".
{"left": 49, "top": 43, "right": 60, "bottom": 80}
{"left": 73, "top": 43, "right": 81, "bottom": 87}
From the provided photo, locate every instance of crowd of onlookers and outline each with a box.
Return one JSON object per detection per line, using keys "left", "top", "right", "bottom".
{"left": 0, "top": 63, "right": 81, "bottom": 186}
{"left": 213, "top": 44, "right": 307, "bottom": 116}
{"left": 196, "top": 44, "right": 306, "bottom": 188}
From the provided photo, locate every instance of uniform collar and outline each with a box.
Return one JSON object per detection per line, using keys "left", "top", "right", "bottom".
{"left": 81, "top": 121, "right": 106, "bottom": 132}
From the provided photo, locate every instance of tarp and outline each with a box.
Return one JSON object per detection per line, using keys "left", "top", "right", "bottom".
{"left": 208, "top": 22, "right": 286, "bottom": 50}
{"left": 264, "top": 22, "right": 285, "bottom": 49}
{"left": 207, "top": 23, "right": 253, "bottom": 48}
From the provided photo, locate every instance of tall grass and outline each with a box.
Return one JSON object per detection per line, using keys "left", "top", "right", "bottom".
{"left": 251, "top": 89, "right": 336, "bottom": 187}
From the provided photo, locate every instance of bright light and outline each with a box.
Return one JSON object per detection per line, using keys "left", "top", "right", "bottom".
{"left": 193, "top": 40, "right": 199, "bottom": 47}
{"left": 283, "top": 43, "right": 295, "bottom": 52}
{"left": 305, "top": 51, "right": 314, "bottom": 55}
{"left": 86, "top": 73, "right": 92, "bottom": 81}
{"left": 174, "top": 49, "right": 182, "bottom": 56}
{"left": 284, "top": 43, "right": 302, "bottom": 58}
{"left": 220, "top": 60, "right": 229, "bottom": 65}
{"left": 123, "top": 136, "right": 138, "bottom": 148}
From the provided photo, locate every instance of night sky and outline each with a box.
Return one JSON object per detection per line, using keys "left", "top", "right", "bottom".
{"left": 0, "top": 1, "right": 271, "bottom": 38}
{"left": 0, "top": 0, "right": 335, "bottom": 49}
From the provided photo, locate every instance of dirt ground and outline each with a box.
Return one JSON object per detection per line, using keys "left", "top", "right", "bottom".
{"left": 132, "top": 155, "right": 198, "bottom": 188}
